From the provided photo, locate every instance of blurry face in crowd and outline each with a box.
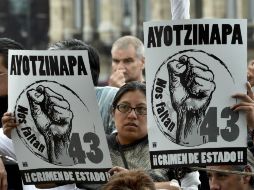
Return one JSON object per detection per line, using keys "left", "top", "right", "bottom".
{"left": 0, "top": 55, "right": 8, "bottom": 97}
{"left": 247, "top": 60, "right": 254, "bottom": 87}
{"left": 207, "top": 165, "right": 252, "bottom": 190}
{"left": 111, "top": 45, "right": 144, "bottom": 83}
{"left": 113, "top": 90, "right": 147, "bottom": 145}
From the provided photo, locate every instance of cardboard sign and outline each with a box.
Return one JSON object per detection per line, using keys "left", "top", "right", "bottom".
{"left": 144, "top": 19, "right": 247, "bottom": 167}
{"left": 8, "top": 50, "right": 112, "bottom": 184}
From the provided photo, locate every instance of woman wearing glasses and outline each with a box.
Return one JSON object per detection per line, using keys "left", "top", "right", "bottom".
{"left": 103, "top": 81, "right": 200, "bottom": 190}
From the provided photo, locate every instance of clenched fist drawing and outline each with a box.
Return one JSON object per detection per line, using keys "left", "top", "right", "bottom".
{"left": 27, "top": 85, "right": 74, "bottom": 165}
{"left": 167, "top": 55, "right": 216, "bottom": 145}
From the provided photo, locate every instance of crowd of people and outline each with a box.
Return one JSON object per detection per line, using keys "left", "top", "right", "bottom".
{"left": 0, "top": 37, "right": 198, "bottom": 190}
{"left": 0, "top": 34, "right": 254, "bottom": 190}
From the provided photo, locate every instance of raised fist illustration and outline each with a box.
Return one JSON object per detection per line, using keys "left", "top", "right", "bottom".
{"left": 27, "top": 85, "right": 74, "bottom": 165}
{"left": 167, "top": 55, "right": 216, "bottom": 145}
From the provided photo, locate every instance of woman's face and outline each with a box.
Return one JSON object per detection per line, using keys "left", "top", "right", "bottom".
{"left": 113, "top": 90, "right": 147, "bottom": 145}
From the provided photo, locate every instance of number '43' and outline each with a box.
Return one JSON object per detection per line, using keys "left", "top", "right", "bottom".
{"left": 200, "top": 107, "right": 239, "bottom": 142}
{"left": 68, "top": 132, "right": 103, "bottom": 164}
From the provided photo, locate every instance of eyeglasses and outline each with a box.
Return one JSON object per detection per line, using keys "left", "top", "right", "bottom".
{"left": 116, "top": 104, "right": 147, "bottom": 115}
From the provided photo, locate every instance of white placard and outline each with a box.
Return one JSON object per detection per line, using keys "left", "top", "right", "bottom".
{"left": 144, "top": 19, "right": 247, "bottom": 167}
{"left": 8, "top": 50, "right": 112, "bottom": 184}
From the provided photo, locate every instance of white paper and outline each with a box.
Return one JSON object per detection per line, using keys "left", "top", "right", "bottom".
{"left": 144, "top": 19, "right": 247, "bottom": 167}
{"left": 8, "top": 50, "right": 112, "bottom": 185}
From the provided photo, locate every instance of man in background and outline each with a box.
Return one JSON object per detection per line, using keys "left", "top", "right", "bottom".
{"left": 108, "top": 35, "right": 145, "bottom": 87}
{"left": 207, "top": 164, "right": 254, "bottom": 190}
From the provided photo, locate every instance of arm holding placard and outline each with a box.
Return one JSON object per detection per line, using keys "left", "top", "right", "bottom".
{"left": 231, "top": 82, "right": 254, "bottom": 130}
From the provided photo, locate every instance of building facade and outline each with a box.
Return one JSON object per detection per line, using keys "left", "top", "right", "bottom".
{"left": 47, "top": 0, "right": 254, "bottom": 82}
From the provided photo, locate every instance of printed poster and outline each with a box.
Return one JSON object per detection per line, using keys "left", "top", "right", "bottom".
{"left": 144, "top": 19, "right": 247, "bottom": 167}
{"left": 8, "top": 50, "right": 112, "bottom": 185}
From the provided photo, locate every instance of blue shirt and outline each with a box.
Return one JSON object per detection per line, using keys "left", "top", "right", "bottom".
{"left": 95, "top": 86, "right": 118, "bottom": 134}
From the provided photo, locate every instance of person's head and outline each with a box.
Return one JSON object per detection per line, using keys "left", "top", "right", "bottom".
{"left": 48, "top": 39, "right": 100, "bottom": 86}
{"left": 111, "top": 35, "right": 145, "bottom": 83}
{"left": 207, "top": 164, "right": 254, "bottom": 190}
{"left": 112, "top": 81, "right": 147, "bottom": 145}
{"left": 0, "top": 38, "right": 24, "bottom": 97}
{"left": 248, "top": 59, "right": 254, "bottom": 87}
{"left": 102, "top": 169, "right": 156, "bottom": 190}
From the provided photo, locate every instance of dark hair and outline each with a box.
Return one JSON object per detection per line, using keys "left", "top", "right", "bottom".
{"left": 102, "top": 170, "right": 156, "bottom": 190}
{"left": 0, "top": 38, "right": 24, "bottom": 68}
{"left": 112, "top": 81, "right": 146, "bottom": 110}
{"left": 48, "top": 39, "right": 100, "bottom": 86}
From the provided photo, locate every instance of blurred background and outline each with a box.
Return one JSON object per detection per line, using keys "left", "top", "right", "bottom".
{"left": 0, "top": 0, "right": 253, "bottom": 85}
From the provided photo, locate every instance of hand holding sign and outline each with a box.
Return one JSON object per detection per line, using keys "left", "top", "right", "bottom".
{"left": 27, "top": 85, "right": 74, "bottom": 165}
{"left": 232, "top": 82, "right": 254, "bottom": 130}
{"left": 167, "top": 55, "right": 216, "bottom": 145}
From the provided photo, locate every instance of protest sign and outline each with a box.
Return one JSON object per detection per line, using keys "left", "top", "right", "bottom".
{"left": 8, "top": 50, "right": 112, "bottom": 184}
{"left": 144, "top": 19, "right": 247, "bottom": 167}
